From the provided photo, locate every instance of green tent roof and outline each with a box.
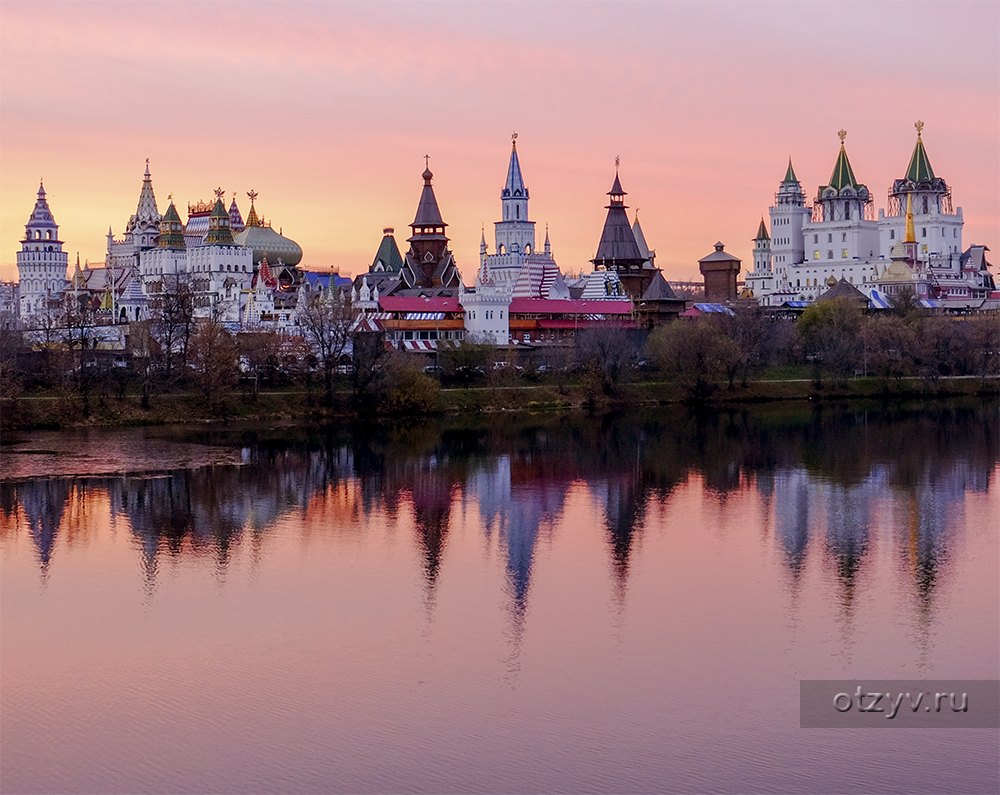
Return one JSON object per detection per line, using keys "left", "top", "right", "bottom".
{"left": 782, "top": 158, "right": 798, "bottom": 184}
{"left": 755, "top": 218, "right": 769, "bottom": 241}
{"left": 826, "top": 144, "right": 860, "bottom": 192}
{"left": 905, "top": 135, "right": 935, "bottom": 182}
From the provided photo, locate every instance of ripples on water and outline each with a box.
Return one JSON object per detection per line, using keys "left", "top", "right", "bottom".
{"left": 1, "top": 402, "right": 998, "bottom": 794}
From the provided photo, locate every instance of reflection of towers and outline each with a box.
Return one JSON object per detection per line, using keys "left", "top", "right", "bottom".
{"left": 589, "top": 472, "right": 649, "bottom": 591}
{"left": 469, "top": 455, "right": 567, "bottom": 613}
{"left": 823, "top": 481, "right": 877, "bottom": 610}
{"left": 15, "top": 479, "right": 71, "bottom": 572}
{"left": 773, "top": 469, "right": 815, "bottom": 573}
{"left": 404, "top": 462, "right": 456, "bottom": 588}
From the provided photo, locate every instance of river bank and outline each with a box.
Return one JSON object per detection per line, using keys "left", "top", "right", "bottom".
{"left": 1, "top": 374, "right": 996, "bottom": 432}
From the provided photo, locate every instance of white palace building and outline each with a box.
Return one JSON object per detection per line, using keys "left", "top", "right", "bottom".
{"left": 745, "top": 124, "right": 995, "bottom": 307}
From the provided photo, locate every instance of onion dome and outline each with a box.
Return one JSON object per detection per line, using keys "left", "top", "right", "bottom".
{"left": 157, "top": 200, "right": 186, "bottom": 248}
{"left": 232, "top": 192, "right": 303, "bottom": 266}
{"left": 233, "top": 219, "right": 302, "bottom": 266}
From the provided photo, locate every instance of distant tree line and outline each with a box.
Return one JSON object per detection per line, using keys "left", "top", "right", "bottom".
{"left": 1, "top": 280, "right": 997, "bottom": 419}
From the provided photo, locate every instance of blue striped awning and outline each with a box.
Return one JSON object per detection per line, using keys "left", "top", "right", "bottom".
{"left": 404, "top": 312, "right": 445, "bottom": 321}
{"left": 867, "top": 290, "right": 891, "bottom": 310}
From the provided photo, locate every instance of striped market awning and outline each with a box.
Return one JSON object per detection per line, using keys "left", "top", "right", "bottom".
{"left": 404, "top": 312, "right": 446, "bottom": 321}
{"left": 402, "top": 340, "right": 439, "bottom": 350}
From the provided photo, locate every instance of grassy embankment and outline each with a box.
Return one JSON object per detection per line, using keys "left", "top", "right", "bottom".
{"left": 2, "top": 364, "right": 997, "bottom": 432}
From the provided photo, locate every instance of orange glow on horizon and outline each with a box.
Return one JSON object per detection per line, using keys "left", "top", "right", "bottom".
{"left": 1, "top": 2, "right": 997, "bottom": 285}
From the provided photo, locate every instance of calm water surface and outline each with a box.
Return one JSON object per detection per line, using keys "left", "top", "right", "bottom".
{"left": 2, "top": 402, "right": 998, "bottom": 794}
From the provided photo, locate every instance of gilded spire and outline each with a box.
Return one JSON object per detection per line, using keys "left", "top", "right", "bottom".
{"left": 245, "top": 190, "right": 260, "bottom": 227}
{"left": 904, "top": 193, "right": 915, "bottom": 243}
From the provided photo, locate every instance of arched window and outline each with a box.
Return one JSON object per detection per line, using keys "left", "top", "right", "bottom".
{"left": 516, "top": 205, "right": 519, "bottom": 219}
{"left": 46, "top": 230, "right": 52, "bottom": 240}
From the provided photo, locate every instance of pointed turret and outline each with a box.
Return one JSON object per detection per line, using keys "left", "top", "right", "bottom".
{"left": 204, "top": 194, "right": 234, "bottom": 245}
{"left": 129, "top": 160, "right": 161, "bottom": 232}
{"left": 592, "top": 169, "right": 643, "bottom": 268}
{"left": 245, "top": 190, "right": 261, "bottom": 228}
{"left": 889, "top": 122, "right": 950, "bottom": 218}
{"left": 906, "top": 123, "right": 935, "bottom": 183}
{"left": 544, "top": 225, "right": 551, "bottom": 256}
{"left": 229, "top": 196, "right": 245, "bottom": 234}
{"left": 782, "top": 158, "right": 798, "bottom": 184}
{"left": 493, "top": 134, "right": 536, "bottom": 255}
{"left": 502, "top": 135, "right": 527, "bottom": 199}
{"left": 824, "top": 132, "right": 861, "bottom": 193}
{"left": 631, "top": 213, "right": 654, "bottom": 268}
{"left": 405, "top": 161, "right": 454, "bottom": 287}
{"left": 592, "top": 164, "right": 649, "bottom": 299}
{"left": 157, "top": 200, "right": 186, "bottom": 249}
{"left": 411, "top": 166, "right": 446, "bottom": 229}
{"left": 755, "top": 217, "right": 770, "bottom": 241}
{"left": 23, "top": 180, "right": 60, "bottom": 241}
{"left": 369, "top": 227, "right": 404, "bottom": 274}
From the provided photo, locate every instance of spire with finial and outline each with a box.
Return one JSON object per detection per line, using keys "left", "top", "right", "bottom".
{"left": 782, "top": 157, "right": 798, "bottom": 184}
{"left": 905, "top": 120, "right": 935, "bottom": 183}
{"left": 245, "top": 190, "right": 260, "bottom": 227}
{"left": 544, "top": 223, "right": 551, "bottom": 256}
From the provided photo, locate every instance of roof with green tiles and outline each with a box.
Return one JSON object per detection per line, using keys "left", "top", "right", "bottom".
{"left": 782, "top": 158, "right": 798, "bottom": 184}
{"left": 755, "top": 218, "right": 769, "bottom": 241}
{"left": 825, "top": 143, "right": 861, "bottom": 192}
{"left": 905, "top": 135, "right": 935, "bottom": 183}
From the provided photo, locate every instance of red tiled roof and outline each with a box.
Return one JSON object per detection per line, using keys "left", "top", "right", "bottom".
{"left": 509, "top": 298, "right": 633, "bottom": 314}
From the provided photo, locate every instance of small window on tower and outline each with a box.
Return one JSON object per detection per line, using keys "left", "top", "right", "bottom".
{"left": 890, "top": 230, "right": 895, "bottom": 239}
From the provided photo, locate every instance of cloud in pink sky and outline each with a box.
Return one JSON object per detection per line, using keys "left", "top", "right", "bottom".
{"left": 1, "top": 1, "right": 997, "bottom": 284}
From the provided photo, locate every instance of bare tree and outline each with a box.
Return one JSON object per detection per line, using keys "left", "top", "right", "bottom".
{"left": 59, "top": 292, "right": 103, "bottom": 416}
{"left": 860, "top": 314, "right": 916, "bottom": 385}
{"left": 298, "top": 292, "right": 356, "bottom": 405}
{"left": 576, "top": 326, "right": 642, "bottom": 394}
{"left": 237, "top": 330, "right": 281, "bottom": 402}
{"left": 150, "top": 275, "right": 195, "bottom": 385}
{"left": 644, "top": 319, "right": 738, "bottom": 401}
{"left": 796, "top": 297, "right": 864, "bottom": 385}
{"left": 127, "top": 320, "right": 159, "bottom": 408}
{"left": 351, "top": 330, "right": 394, "bottom": 412}
{"left": 190, "top": 320, "right": 238, "bottom": 408}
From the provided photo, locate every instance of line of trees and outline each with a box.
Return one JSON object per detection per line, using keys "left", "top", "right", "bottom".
{"left": 2, "top": 283, "right": 997, "bottom": 419}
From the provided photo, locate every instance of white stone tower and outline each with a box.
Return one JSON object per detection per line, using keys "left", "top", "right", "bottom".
{"left": 494, "top": 133, "right": 536, "bottom": 256}
{"left": 17, "top": 181, "right": 69, "bottom": 318}
{"left": 768, "top": 159, "right": 810, "bottom": 271}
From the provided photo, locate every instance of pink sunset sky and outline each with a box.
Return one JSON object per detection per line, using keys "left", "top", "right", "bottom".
{"left": 1, "top": 1, "right": 997, "bottom": 285}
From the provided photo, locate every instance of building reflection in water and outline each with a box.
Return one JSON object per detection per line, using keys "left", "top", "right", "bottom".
{"left": 1, "top": 402, "right": 995, "bottom": 642}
